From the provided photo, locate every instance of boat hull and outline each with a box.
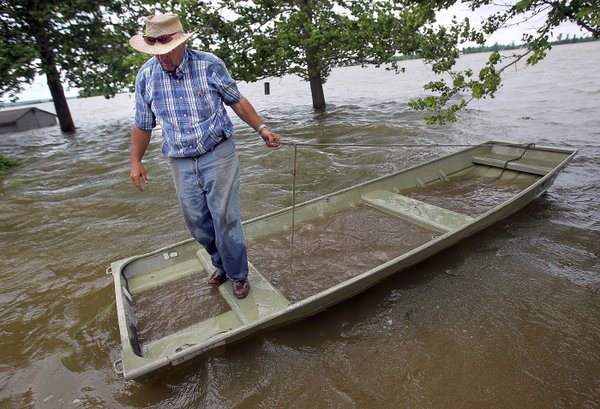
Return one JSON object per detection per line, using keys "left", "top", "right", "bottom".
{"left": 108, "top": 141, "right": 577, "bottom": 380}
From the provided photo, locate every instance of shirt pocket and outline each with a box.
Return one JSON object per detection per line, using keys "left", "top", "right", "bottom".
{"left": 151, "top": 88, "right": 173, "bottom": 127}
{"left": 192, "top": 81, "right": 212, "bottom": 120}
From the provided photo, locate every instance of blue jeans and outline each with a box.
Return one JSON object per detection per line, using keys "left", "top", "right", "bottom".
{"left": 169, "top": 137, "right": 248, "bottom": 282}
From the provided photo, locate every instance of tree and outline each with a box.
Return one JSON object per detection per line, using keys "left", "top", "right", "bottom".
{"left": 0, "top": 0, "right": 143, "bottom": 132}
{"left": 409, "top": 0, "right": 600, "bottom": 124}
{"left": 168, "top": 0, "right": 459, "bottom": 110}
{"left": 192, "top": 0, "right": 597, "bottom": 118}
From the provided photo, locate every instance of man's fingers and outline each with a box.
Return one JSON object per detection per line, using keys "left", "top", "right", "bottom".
{"left": 132, "top": 175, "right": 143, "bottom": 192}
{"left": 130, "top": 162, "right": 148, "bottom": 192}
{"left": 131, "top": 172, "right": 147, "bottom": 192}
{"left": 264, "top": 131, "right": 282, "bottom": 148}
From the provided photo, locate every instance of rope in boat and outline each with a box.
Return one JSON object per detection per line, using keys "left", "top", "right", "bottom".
{"left": 290, "top": 143, "right": 298, "bottom": 276}
{"left": 496, "top": 142, "right": 535, "bottom": 179}
{"left": 281, "top": 142, "right": 484, "bottom": 148}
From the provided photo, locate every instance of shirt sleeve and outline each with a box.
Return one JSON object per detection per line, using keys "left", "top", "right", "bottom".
{"left": 133, "top": 67, "right": 156, "bottom": 130}
{"left": 210, "top": 57, "right": 242, "bottom": 106}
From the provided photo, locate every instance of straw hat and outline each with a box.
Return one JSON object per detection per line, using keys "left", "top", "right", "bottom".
{"left": 129, "top": 14, "right": 195, "bottom": 55}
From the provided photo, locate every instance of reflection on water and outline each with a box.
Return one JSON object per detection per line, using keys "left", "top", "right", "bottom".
{"left": 0, "top": 42, "right": 599, "bottom": 408}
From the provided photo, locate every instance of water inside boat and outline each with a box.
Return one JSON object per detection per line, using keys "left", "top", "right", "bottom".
{"left": 133, "top": 274, "right": 231, "bottom": 344}
{"left": 131, "top": 167, "right": 538, "bottom": 348}
{"left": 403, "top": 166, "right": 538, "bottom": 217}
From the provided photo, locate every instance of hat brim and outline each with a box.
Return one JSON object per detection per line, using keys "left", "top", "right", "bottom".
{"left": 129, "top": 32, "right": 194, "bottom": 55}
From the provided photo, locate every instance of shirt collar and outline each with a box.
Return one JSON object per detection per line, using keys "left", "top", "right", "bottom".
{"left": 176, "top": 49, "right": 190, "bottom": 77}
{"left": 161, "top": 48, "right": 189, "bottom": 80}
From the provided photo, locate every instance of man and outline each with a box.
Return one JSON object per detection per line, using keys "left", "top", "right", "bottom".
{"left": 129, "top": 13, "right": 282, "bottom": 299}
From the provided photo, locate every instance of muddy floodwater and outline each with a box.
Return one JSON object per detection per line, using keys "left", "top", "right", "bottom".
{"left": 1, "top": 42, "right": 599, "bottom": 408}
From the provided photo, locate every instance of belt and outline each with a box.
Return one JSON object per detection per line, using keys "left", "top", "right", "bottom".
{"left": 208, "top": 136, "right": 227, "bottom": 152}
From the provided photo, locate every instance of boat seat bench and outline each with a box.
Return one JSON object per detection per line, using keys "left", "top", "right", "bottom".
{"left": 471, "top": 154, "right": 552, "bottom": 176}
{"left": 127, "top": 258, "right": 203, "bottom": 294}
{"left": 361, "top": 189, "right": 474, "bottom": 232}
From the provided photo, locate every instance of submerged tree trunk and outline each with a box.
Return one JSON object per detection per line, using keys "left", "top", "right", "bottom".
{"left": 307, "top": 48, "right": 326, "bottom": 110}
{"left": 309, "top": 71, "right": 326, "bottom": 110}
{"left": 301, "top": 0, "right": 326, "bottom": 110}
{"left": 36, "top": 27, "right": 75, "bottom": 133}
{"left": 45, "top": 71, "right": 75, "bottom": 133}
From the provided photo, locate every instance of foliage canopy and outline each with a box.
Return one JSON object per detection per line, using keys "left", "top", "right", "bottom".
{"left": 0, "top": 0, "right": 141, "bottom": 99}
{"left": 175, "top": 0, "right": 461, "bottom": 109}
{"left": 0, "top": 0, "right": 144, "bottom": 130}
{"left": 409, "top": 0, "right": 600, "bottom": 124}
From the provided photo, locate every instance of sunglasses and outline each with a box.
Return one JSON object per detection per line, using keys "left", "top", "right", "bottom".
{"left": 143, "top": 33, "right": 177, "bottom": 45}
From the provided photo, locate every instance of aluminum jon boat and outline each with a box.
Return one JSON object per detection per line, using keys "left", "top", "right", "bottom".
{"left": 108, "top": 141, "right": 576, "bottom": 380}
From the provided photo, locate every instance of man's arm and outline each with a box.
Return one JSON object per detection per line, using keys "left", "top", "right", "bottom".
{"left": 130, "top": 126, "right": 152, "bottom": 192}
{"left": 230, "top": 96, "right": 282, "bottom": 148}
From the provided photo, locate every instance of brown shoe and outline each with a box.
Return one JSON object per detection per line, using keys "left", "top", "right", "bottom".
{"left": 207, "top": 270, "right": 227, "bottom": 287}
{"left": 233, "top": 279, "right": 250, "bottom": 299}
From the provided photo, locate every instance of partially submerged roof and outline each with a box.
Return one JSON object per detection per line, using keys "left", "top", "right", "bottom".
{"left": 0, "top": 107, "right": 57, "bottom": 125}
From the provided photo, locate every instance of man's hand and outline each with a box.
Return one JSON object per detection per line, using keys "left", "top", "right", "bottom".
{"left": 130, "top": 161, "right": 148, "bottom": 192}
{"left": 260, "top": 128, "right": 282, "bottom": 148}
{"left": 130, "top": 126, "right": 152, "bottom": 192}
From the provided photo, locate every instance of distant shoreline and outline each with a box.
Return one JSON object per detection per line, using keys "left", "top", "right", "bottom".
{"left": 2, "top": 36, "right": 597, "bottom": 107}
{"left": 0, "top": 96, "right": 78, "bottom": 109}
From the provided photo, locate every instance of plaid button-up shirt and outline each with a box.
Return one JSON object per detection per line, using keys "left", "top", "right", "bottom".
{"left": 134, "top": 49, "right": 242, "bottom": 158}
